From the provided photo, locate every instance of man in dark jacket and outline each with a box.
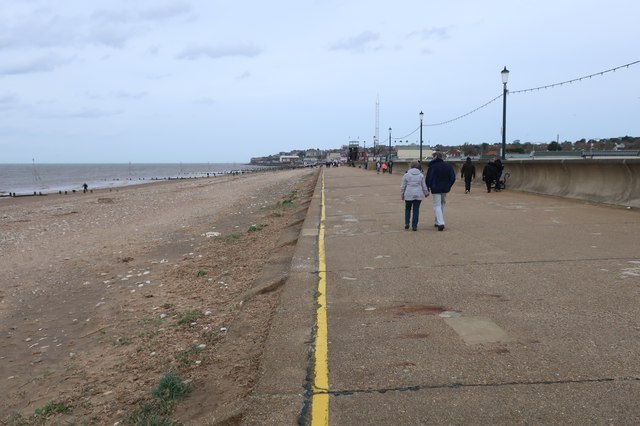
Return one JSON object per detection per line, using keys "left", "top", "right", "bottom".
{"left": 460, "top": 157, "right": 476, "bottom": 194}
{"left": 482, "top": 159, "right": 499, "bottom": 193}
{"left": 425, "top": 152, "right": 456, "bottom": 231}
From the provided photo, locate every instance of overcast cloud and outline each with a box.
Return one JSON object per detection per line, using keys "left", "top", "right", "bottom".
{"left": 0, "top": 0, "right": 638, "bottom": 163}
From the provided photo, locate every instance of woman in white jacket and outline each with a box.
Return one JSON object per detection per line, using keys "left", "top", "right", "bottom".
{"left": 400, "top": 161, "right": 430, "bottom": 231}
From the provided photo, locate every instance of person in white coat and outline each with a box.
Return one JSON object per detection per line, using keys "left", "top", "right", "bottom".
{"left": 400, "top": 161, "right": 430, "bottom": 231}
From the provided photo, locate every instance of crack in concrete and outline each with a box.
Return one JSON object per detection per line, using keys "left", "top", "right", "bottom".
{"left": 319, "top": 376, "right": 640, "bottom": 397}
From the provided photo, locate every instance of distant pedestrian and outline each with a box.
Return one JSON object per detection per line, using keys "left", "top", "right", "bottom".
{"left": 376, "top": 161, "right": 381, "bottom": 174}
{"left": 482, "top": 159, "right": 499, "bottom": 193}
{"left": 426, "top": 152, "right": 456, "bottom": 231}
{"left": 401, "top": 161, "right": 429, "bottom": 231}
{"left": 82, "top": 183, "right": 88, "bottom": 193}
{"left": 381, "top": 162, "right": 388, "bottom": 174}
{"left": 388, "top": 160, "right": 394, "bottom": 174}
{"left": 460, "top": 157, "right": 476, "bottom": 194}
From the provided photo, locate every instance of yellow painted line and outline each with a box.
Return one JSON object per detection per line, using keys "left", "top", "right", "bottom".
{"left": 311, "top": 170, "right": 329, "bottom": 425}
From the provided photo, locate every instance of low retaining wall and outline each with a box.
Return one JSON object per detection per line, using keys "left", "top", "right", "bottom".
{"left": 494, "top": 159, "right": 640, "bottom": 208}
{"left": 361, "top": 159, "right": 640, "bottom": 208}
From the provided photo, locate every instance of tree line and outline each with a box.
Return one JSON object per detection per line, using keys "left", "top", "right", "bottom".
{"left": 457, "top": 135, "right": 640, "bottom": 156}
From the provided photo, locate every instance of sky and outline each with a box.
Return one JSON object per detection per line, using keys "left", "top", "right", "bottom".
{"left": 0, "top": 0, "right": 638, "bottom": 164}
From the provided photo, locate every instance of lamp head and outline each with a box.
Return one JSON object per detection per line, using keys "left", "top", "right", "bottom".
{"left": 501, "top": 66, "right": 509, "bottom": 84}
{"left": 419, "top": 111, "right": 424, "bottom": 120}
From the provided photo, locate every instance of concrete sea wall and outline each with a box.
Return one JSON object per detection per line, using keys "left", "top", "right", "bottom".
{"left": 491, "top": 159, "right": 640, "bottom": 208}
{"left": 364, "top": 159, "right": 640, "bottom": 208}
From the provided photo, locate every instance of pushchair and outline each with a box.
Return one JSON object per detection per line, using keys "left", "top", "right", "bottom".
{"left": 494, "top": 171, "right": 510, "bottom": 190}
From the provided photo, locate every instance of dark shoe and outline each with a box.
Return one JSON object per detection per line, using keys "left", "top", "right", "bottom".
{"left": 434, "top": 223, "right": 438, "bottom": 228}
{"left": 437, "top": 225, "right": 445, "bottom": 231}
{"left": 487, "top": 189, "right": 491, "bottom": 193}
{"left": 405, "top": 224, "right": 409, "bottom": 230}
{"left": 412, "top": 227, "right": 417, "bottom": 231}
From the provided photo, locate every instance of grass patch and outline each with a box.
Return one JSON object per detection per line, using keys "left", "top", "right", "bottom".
{"left": 177, "top": 309, "right": 203, "bottom": 326}
{"left": 124, "top": 373, "right": 192, "bottom": 425}
{"left": 152, "top": 372, "right": 193, "bottom": 402}
{"left": 34, "top": 401, "right": 70, "bottom": 417}
{"left": 248, "top": 224, "right": 267, "bottom": 232}
{"left": 8, "top": 412, "right": 28, "bottom": 426}
{"left": 277, "top": 199, "right": 294, "bottom": 208}
{"left": 221, "top": 232, "right": 242, "bottom": 244}
{"left": 125, "top": 401, "right": 177, "bottom": 425}
{"left": 176, "top": 345, "right": 204, "bottom": 365}
{"left": 196, "top": 269, "right": 207, "bottom": 277}
{"left": 264, "top": 191, "right": 298, "bottom": 212}
{"left": 143, "top": 315, "right": 164, "bottom": 327}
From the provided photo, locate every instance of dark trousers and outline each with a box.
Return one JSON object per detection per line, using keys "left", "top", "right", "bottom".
{"left": 485, "top": 178, "right": 494, "bottom": 192}
{"left": 405, "top": 200, "right": 422, "bottom": 229}
{"left": 464, "top": 176, "right": 472, "bottom": 191}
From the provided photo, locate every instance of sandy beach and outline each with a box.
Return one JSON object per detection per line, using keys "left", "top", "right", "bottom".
{"left": 0, "top": 168, "right": 318, "bottom": 424}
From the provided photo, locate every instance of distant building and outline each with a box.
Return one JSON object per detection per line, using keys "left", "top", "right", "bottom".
{"left": 396, "top": 144, "right": 433, "bottom": 162}
{"left": 279, "top": 155, "right": 301, "bottom": 164}
{"left": 326, "top": 152, "right": 341, "bottom": 161}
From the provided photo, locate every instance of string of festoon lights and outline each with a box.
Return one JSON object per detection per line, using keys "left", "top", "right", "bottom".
{"left": 510, "top": 60, "right": 639, "bottom": 95}
{"left": 391, "top": 59, "right": 639, "bottom": 140}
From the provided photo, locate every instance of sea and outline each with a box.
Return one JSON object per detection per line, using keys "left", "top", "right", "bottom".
{"left": 0, "top": 163, "right": 265, "bottom": 197}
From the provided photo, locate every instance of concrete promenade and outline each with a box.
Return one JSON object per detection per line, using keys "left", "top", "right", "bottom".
{"left": 244, "top": 165, "right": 640, "bottom": 425}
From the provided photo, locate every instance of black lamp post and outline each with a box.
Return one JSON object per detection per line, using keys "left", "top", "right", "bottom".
{"left": 501, "top": 66, "right": 509, "bottom": 160}
{"left": 388, "top": 128, "right": 392, "bottom": 162}
{"left": 419, "top": 111, "right": 424, "bottom": 165}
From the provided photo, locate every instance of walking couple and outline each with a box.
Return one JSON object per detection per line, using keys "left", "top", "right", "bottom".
{"left": 400, "top": 152, "right": 456, "bottom": 232}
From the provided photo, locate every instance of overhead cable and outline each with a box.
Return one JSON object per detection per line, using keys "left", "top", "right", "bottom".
{"left": 510, "top": 60, "right": 640, "bottom": 95}
{"left": 417, "top": 59, "right": 639, "bottom": 129}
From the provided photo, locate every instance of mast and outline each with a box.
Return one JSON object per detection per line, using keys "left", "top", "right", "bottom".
{"left": 374, "top": 95, "right": 380, "bottom": 155}
{"left": 32, "top": 158, "right": 42, "bottom": 182}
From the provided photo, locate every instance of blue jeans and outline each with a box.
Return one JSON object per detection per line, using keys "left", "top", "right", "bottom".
{"left": 405, "top": 200, "right": 422, "bottom": 229}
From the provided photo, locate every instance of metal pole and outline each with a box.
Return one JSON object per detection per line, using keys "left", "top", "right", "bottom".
{"left": 388, "top": 128, "right": 392, "bottom": 162}
{"left": 419, "top": 113, "right": 423, "bottom": 166}
{"left": 501, "top": 82, "right": 507, "bottom": 160}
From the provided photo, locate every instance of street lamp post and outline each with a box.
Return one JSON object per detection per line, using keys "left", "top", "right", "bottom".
{"left": 419, "top": 111, "right": 424, "bottom": 166}
{"left": 501, "top": 66, "right": 509, "bottom": 160}
{"left": 388, "top": 128, "right": 392, "bottom": 162}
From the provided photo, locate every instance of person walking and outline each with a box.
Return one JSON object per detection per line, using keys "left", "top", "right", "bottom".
{"left": 460, "top": 157, "right": 476, "bottom": 194}
{"left": 482, "top": 159, "right": 499, "bottom": 193}
{"left": 426, "top": 152, "right": 456, "bottom": 231}
{"left": 401, "top": 161, "right": 429, "bottom": 231}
